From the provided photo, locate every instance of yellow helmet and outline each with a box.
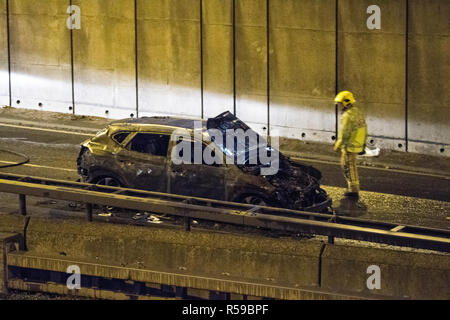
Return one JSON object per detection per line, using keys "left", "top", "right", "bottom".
{"left": 335, "top": 91, "right": 355, "bottom": 107}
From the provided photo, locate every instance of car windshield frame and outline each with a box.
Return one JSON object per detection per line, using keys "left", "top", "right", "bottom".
{"left": 206, "top": 112, "right": 283, "bottom": 167}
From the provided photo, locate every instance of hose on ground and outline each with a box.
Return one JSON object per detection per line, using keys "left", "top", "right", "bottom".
{"left": 0, "top": 148, "right": 30, "bottom": 168}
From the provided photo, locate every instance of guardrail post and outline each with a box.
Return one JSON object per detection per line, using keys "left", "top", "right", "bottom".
{"left": 86, "top": 203, "right": 93, "bottom": 222}
{"left": 328, "top": 236, "right": 335, "bottom": 244}
{"left": 19, "top": 194, "right": 26, "bottom": 216}
{"left": 185, "top": 217, "right": 191, "bottom": 232}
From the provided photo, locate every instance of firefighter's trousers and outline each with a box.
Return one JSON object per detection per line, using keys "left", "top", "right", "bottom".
{"left": 340, "top": 149, "right": 360, "bottom": 193}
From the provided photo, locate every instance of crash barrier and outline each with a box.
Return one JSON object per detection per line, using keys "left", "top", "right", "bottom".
{"left": 0, "top": 222, "right": 354, "bottom": 300}
{"left": 321, "top": 244, "right": 450, "bottom": 300}
{"left": 0, "top": 233, "right": 23, "bottom": 293}
{"left": 0, "top": 218, "right": 448, "bottom": 300}
{"left": 0, "top": 172, "right": 449, "bottom": 253}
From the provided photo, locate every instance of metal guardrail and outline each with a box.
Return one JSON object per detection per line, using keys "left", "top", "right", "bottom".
{"left": 0, "top": 172, "right": 449, "bottom": 253}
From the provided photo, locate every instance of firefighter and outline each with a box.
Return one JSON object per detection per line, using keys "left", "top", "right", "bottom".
{"left": 333, "top": 91, "right": 367, "bottom": 199}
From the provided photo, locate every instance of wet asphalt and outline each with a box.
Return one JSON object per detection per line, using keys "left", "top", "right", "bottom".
{"left": 295, "top": 159, "right": 450, "bottom": 202}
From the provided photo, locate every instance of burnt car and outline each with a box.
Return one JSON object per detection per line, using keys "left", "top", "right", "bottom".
{"left": 77, "top": 111, "right": 331, "bottom": 212}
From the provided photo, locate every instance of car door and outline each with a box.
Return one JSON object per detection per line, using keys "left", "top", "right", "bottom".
{"left": 168, "top": 139, "right": 227, "bottom": 200}
{"left": 116, "top": 132, "right": 170, "bottom": 192}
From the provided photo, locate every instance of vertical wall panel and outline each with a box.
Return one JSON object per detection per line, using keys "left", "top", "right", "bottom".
{"left": 72, "top": 0, "right": 136, "bottom": 119}
{"left": 408, "top": 0, "right": 450, "bottom": 156}
{"left": 9, "top": 0, "right": 72, "bottom": 113}
{"left": 339, "top": 0, "right": 406, "bottom": 150}
{"left": 0, "top": 0, "right": 8, "bottom": 106}
{"left": 202, "top": 0, "right": 233, "bottom": 119}
{"left": 270, "top": 0, "right": 335, "bottom": 142}
{"left": 1, "top": 0, "right": 448, "bottom": 156}
{"left": 137, "top": 0, "right": 201, "bottom": 118}
{"left": 235, "top": 0, "right": 268, "bottom": 134}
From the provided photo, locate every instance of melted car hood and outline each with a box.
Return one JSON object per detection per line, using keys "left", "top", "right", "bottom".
{"left": 207, "top": 111, "right": 321, "bottom": 178}
{"left": 207, "top": 111, "right": 276, "bottom": 166}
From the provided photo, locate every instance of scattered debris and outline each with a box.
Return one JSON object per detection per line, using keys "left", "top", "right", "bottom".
{"left": 98, "top": 212, "right": 112, "bottom": 217}
{"left": 37, "top": 200, "right": 57, "bottom": 205}
{"left": 68, "top": 202, "right": 78, "bottom": 208}
{"left": 147, "top": 214, "right": 162, "bottom": 224}
{"left": 360, "top": 146, "right": 381, "bottom": 157}
{"left": 132, "top": 212, "right": 146, "bottom": 220}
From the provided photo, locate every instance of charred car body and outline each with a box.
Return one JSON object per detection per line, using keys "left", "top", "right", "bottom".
{"left": 77, "top": 111, "right": 331, "bottom": 212}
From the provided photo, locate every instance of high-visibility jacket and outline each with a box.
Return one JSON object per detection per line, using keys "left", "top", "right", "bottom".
{"left": 335, "top": 105, "right": 367, "bottom": 153}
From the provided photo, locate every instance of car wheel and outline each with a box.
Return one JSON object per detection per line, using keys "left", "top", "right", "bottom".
{"left": 95, "top": 176, "right": 122, "bottom": 188}
{"left": 240, "top": 195, "right": 268, "bottom": 206}
{"left": 92, "top": 176, "right": 123, "bottom": 214}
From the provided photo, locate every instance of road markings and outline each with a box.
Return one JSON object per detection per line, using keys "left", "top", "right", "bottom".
{"left": 290, "top": 156, "right": 450, "bottom": 180}
{"left": 0, "top": 122, "right": 94, "bottom": 137}
{"left": 0, "top": 161, "right": 77, "bottom": 172}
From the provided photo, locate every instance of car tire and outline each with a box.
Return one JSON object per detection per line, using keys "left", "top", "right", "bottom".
{"left": 94, "top": 176, "right": 122, "bottom": 188}
{"left": 239, "top": 194, "right": 269, "bottom": 207}
{"left": 90, "top": 175, "right": 123, "bottom": 214}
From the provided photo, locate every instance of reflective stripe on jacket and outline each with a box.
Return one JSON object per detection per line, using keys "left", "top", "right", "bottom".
{"left": 335, "top": 105, "right": 367, "bottom": 153}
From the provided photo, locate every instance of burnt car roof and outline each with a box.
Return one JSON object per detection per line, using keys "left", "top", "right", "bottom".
{"left": 110, "top": 117, "right": 207, "bottom": 130}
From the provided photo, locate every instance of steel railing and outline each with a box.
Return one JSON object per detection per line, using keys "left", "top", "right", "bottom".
{"left": 0, "top": 172, "right": 449, "bottom": 253}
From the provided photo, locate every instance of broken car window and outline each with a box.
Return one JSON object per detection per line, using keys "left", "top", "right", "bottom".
{"left": 128, "top": 133, "right": 170, "bottom": 157}
{"left": 174, "top": 139, "right": 220, "bottom": 166}
{"left": 112, "top": 132, "right": 130, "bottom": 145}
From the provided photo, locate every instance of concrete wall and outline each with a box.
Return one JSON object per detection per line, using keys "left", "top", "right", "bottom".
{"left": 322, "top": 244, "right": 450, "bottom": 299}
{"left": 137, "top": 0, "right": 202, "bottom": 118}
{"left": 1, "top": 0, "right": 448, "bottom": 155}
{"left": 72, "top": 0, "right": 136, "bottom": 119}
{"left": 0, "top": 232, "right": 23, "bottom": 294}
{"left": 235, "top": 0, "right": 267, "bottom": 134}
{"left": 0, "top": 216, "right": 322, "bottom": 291}
{"left": 339, "top": 0, "right": 407, "bottom": 151}
{"left": 202, "top": 0, "right": 234, "bottom": 119}
{"left": 0, "top": 234, "right": 5, "bottom": 293}
{"left": 8, "top": 0, "right": 72, "bottom": 113}
{"left": 408, "top": 0, "right": 450, "bottom": 155}
{"left": 270, "top": 0, "right": 336, "bottom": 142}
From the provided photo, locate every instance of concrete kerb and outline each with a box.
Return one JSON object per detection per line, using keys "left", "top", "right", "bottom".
{"left": 0, "top": 232, "right": 23, "bottom": 294}
{"left": 321, "top": 244, "right": 450, "bottom": 300}
{"left": 0, "top": 215, "right": 323, "bottom": 290}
